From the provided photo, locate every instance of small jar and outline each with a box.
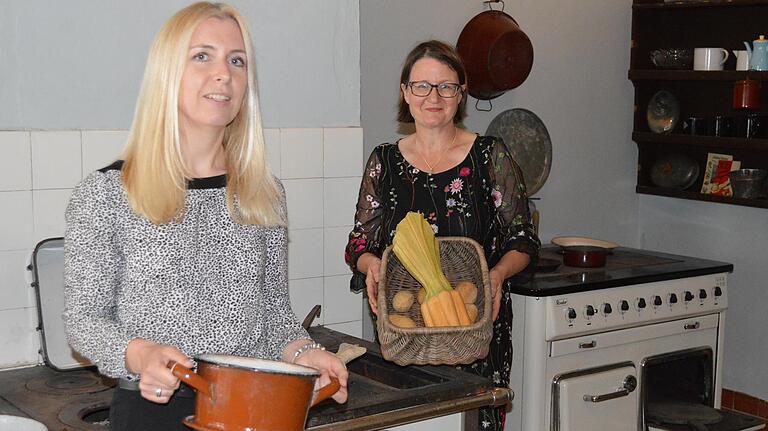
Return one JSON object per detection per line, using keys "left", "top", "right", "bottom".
{"left": 733, "top": 79, "right": 761, "bottom": 110}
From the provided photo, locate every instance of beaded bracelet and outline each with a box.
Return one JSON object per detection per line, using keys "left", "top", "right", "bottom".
{"left": 292, "top": 342, "right": 325, "bottom": 363}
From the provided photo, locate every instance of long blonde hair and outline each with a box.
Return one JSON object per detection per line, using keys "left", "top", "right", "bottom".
{"left": 121, "top": 2, "right": 284, "bottom": 226}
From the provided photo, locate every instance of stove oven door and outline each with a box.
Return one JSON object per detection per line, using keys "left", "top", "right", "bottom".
{"left": 552, "top": 362, "right": 638, "bottom": 431}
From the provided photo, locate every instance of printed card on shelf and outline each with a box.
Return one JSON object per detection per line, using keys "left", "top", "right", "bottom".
{"left": 701, "top": 153, "right": 740, "bottom": 196}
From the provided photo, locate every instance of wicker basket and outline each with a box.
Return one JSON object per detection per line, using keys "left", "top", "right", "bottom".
{"left": 376, "top": 237, "right": 492, "bottom": 366}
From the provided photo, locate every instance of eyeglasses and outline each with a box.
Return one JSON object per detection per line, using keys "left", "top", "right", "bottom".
{"left": 407, "top": 81, "right": 462, "bottom": 98}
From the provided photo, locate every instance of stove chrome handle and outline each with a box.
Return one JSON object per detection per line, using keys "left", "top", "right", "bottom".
{"left": 582, "top": 375, "right": 637, "bottom": 403}
{"left": 684, "top": 321, "right": 700, "bottom": 330}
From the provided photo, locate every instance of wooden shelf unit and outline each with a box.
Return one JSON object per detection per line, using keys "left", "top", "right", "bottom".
{"left": 629, "top": 0, "right": 768, "bottom": 207}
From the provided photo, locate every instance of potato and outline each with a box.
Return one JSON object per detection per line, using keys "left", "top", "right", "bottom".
{"left": 389, "top": 314, "right": 417, "bottom": 328}
{"left": 466, "top": 304, "right": 479, "bottom": 323}
{"left": 392, "top": 291, "right": 415, "bottom": 312}
{"left": 417, "top": 287, "right": 427, "bottom": 304}
{"left": 456, "top": 281, "right": 478, "bottom": 304}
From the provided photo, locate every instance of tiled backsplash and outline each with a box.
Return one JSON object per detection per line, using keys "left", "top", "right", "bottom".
{"left": 0, "top": 128, "right": 363, "bottom": 369}
{"left": 722, "top": 388, "right": 768, "bottom": 421}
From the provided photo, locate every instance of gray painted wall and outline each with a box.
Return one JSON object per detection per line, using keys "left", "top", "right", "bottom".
{"left": 361, "top": 0, "right": 767, "bottom": 399}
{"left": 361, "top": 0, "right": 638, "bottom": 248}
{"left": 0, "top": 1, "right": 359, "bottom": 129}
{"left": 639, "top": 197, "right": 768, "bottom": 399}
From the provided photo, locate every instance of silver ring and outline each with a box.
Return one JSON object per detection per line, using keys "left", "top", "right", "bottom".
{"left": 155, "top": 387, "right": 163, "bottom": 398}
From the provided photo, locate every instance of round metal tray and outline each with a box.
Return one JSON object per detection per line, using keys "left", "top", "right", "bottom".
{"left": 485, "top": 108, "right": 552, "bottom": 196}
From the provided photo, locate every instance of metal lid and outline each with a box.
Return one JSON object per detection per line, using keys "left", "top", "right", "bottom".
{"left": 30, "top": 237, "right": 92, "bottom": 371}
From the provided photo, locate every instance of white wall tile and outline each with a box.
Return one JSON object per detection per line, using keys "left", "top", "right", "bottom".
{"left": 81, "top": 130, "right": 127, "bottom": 176}
{"left": 283, "top": 179, "right": 324, "bottom": 229}
{"left": 280, "top": 128, "right": 323, "bottom": 179}
{"left": 288, "top": 228, "right": 323, "bottom": 279}
{"left": 323, "top": 275, "right": 362, "bottom": 324}
{"left": 323, "top": 127, "right": 363, "bottom": 178}
{"left": 324, "top": 226, "right": 352, "bottom": 276}
{"left": 33, "top": 189, "right": 72, "bottom": 243}
{"left": 288, "top": 277, "right": 324, "bottom": 327}
{"left": 0, "top": 131, "right": 32, "bottom": 191}
{"left": 0, "top": 191, "right": 33, "bottom": 251}
{"left": 0, "top": 251, "right": 35, "bottom": 311}
{"left": 263, "top": 128, "right": 281, "bottom": 178}
{"left": 324, "top": 321, "right": 362, "bottom": 338}
{"left": 0, "top": 126, "right": 369, "bottom": 369}
{"left": 31, "top": 131, "right": 82, "bottom": 190}
{"left": 323, "top": 177, "right": 361, "bottom": 227}
{"left": 0, "top": 307, "right": 40, "bottom": 368}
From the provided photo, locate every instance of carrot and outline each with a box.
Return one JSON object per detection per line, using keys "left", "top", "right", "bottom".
{"left": 450, "top": 290, "right": 472, "bottom": 326}
{"left": 420, "top": 302, "right": 435, "bottom": 327}
{"left": 427, "top": 297, "right": 449, "bottom": 326}
{"left": 437, "top": 290, "right": 460, "bottom": 326}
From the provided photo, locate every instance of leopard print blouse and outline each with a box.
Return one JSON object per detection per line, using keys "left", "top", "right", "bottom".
{"left": 63, "top": 162, "right": 308, "bottom": 379}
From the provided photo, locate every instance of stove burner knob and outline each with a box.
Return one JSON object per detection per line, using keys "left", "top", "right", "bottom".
{"left": 585, "top": 305, "right": 595, "bottom": 317}
{"left": 603, "top": 303, "right": 613, "bottom": 315}
{"left": 637, "top": 298, "right": 647, "bottom": 309}
{"left": 714, "top": 286, "right": 723, "bottom": 297}
{"left": 653, "top": 295, "right": 662, "bottom": 306}
{"left": 567, "top": 308, "right": 577, "bottom": 321}
{"left": 699, "top": 289, "right": 708, "bottom": 300}
{"left": 684, "top": 291, "right": 694, "bottom": 302}
{"left": 669, "top": 293, "right": 678, "bottom": 304}
{"left": 620, "top": 300, "right": 630, "bottom": 312}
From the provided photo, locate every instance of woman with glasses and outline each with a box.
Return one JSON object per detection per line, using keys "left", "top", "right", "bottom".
{"left": 344, "top": 40, "right": 539, "bottom": 431}
{"left": 63, "top": 3, "right": 347, "bottom": 429}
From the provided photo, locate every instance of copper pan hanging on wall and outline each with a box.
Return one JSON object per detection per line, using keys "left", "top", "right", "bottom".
{"left": 456, "top": 2, "right": 534, "bottom": 101}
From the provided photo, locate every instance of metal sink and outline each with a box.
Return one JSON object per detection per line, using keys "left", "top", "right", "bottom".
{"left": 306, "top": 327, "right": 507, "bottom": 430}
{"left": 346, "top": 352, "right": 447, "bottom": 390}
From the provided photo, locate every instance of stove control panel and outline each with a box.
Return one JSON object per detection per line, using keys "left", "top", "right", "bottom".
{"left": 545, "top": 273, "right": 728, "bottom": 340}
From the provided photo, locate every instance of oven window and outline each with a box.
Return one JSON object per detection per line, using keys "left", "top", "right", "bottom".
{"left": 643, "top": 348, "right": 714, "bottom": 406}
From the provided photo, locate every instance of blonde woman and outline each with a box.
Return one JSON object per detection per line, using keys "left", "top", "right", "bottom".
{"left": 64, "top": 3, "right": 347, "bottom": 429}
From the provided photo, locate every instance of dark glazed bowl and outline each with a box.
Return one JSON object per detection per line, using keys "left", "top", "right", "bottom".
{"left": 562, "top": 246, "right": 608, "bottom": 268}
{"left": 650, "top": 48, "right": 694, "bottom": 70}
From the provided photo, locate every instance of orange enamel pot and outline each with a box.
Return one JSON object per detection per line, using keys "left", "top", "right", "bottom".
{"left": 170, "top": 354, "right": 339, "bottom": 431}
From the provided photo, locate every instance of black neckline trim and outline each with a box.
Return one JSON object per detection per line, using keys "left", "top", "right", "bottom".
{"left": 188, "top": 175, "right": 226, "bottom": 189}
{"left": 99, "top": 160, "right": 227, "bottom": 189}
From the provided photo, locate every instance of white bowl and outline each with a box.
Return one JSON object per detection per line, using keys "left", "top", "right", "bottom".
{"left": 551, "top": 236, "right": 619, "bottom": 249}
{"left": 0, "top": 415, "right": 47, "bottom": 431}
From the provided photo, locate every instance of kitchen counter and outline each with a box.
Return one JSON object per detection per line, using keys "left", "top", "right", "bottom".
{"left": 510, "top": 246, "right": 733, "bottom": 297}
{"left": 306, "top": 326, "right": 511, "bottom": 430}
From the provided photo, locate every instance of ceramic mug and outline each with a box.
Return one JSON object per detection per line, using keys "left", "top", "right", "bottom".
{"left": 734, "top": 50, "right": 750, "bottom": 71}
{"left": 734, "top": 114, "right": 764, "bottom": 138}
{"left": 693, "top": 48, "right": 729, "bottom": 71}
{"left": 712, "top": 116, "right": 733, "bottom": 137}
{"left": 682, "top": 116, "right": 711, "bottom": 135}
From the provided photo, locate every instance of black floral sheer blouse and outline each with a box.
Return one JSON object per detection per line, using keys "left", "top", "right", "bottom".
{"left": 345, "top": 135, "right": 540, "bottom": 292}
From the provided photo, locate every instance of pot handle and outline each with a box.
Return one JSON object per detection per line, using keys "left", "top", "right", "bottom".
{"left": 169, "top": 361, "right": 212, "bottom": 397}
{"left": 310, "top": 376, "right": 340, "bottom": 407}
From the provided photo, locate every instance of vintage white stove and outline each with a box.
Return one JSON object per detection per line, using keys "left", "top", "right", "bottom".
{"left": 506, "top": 246, "right": 765, "bottom": 431}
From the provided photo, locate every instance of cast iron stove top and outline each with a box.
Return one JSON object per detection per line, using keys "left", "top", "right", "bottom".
{"left": 0, "top": 367, "right": 114, "bottom": 430}
{"left": 510, "top": 246, "right": 733, "bottom": 297}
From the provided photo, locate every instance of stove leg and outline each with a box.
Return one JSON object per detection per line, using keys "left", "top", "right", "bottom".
{"left": 462, "top": 409, "right": 479, "bottom": 431}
